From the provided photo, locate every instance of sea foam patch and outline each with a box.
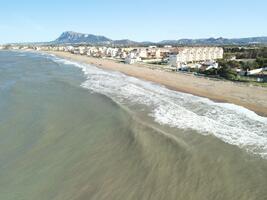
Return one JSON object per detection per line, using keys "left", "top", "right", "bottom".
{"left": 51, "top": 56, "right": 267, "bottom": 158}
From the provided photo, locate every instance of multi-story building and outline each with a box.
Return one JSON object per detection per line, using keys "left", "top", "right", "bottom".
{"left": 169, "top": 47, "right": 223, "bottom": 68}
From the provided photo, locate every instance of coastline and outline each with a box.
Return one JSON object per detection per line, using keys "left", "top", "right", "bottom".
{"left": 46, "top": 50, "right": 267, "bottom": 117}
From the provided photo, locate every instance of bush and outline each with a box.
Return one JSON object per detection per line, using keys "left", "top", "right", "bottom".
{"left": 203, "top": 68, "right": 217, "bottom": 76}
{"left": 217, "top": 66, "right": 237, "bottom": 80}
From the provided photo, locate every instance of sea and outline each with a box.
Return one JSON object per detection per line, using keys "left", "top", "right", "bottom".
{"left": 0, "top": 50, "right": 267, "bottom": 200}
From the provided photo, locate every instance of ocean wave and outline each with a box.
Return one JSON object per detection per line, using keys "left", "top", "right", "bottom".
{"left": 50, "top": 56, "right": 267, "bottom": 158}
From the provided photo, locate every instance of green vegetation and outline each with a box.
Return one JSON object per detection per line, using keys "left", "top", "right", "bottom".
{"left": 256, "top": 57, "right": 267, "bottom": 67}
{"left": 201, "top": 60, "right": 238, "bottom": 80}
{"left": 192, "top": 49, "right": 267, "bottom": 87}
{"left": 223, "top": 46, "right": 267, "bottom": 70}
{"left": 224, "top": 46, "right": 267, "bottom": 59}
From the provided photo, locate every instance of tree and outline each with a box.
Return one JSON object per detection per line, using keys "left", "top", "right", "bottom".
{"left": 220, "top": 67, "right": 237, "bottom": 80}
{"left": 228, "top": 60, "right": 241, "bottom": 69}
{"left": 217, "top": 64, "right": 237, "bottom": 80}
{"left": 256, "top": 57, "right": 267, "bottom": 67}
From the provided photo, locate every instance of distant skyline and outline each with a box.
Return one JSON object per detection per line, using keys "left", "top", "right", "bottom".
{"left": 0, "top": 0, "right": 267, "bottom": 44}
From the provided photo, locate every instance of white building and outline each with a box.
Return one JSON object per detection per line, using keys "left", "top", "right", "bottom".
{"left": 137, "top": 48, "right": 148, "bottom": 58}
{"left": 125, "top": 52, "right": 141, "bottom": 64}
{"left": 169, "top": 47, "right": 223, "bottom": 68}
{"left": 164, "top": 45, "right": 172, "bottom": 48}
{"left": 78, "top": 46, "right": 86, "bottom": 55}
{"left": 125, "top": 57, "right": 141, "bottom": 64}
{"left": 65, "top": 46, "right": 74, "bottom": 52}
{"left": 154, "top": 49, "right": 161, "bottom": 59}
{"left": 105, "top": 48, "right": 118, "bottom": 58}
{"left": 120, "top": 51, "right": 127, "bottom": 59}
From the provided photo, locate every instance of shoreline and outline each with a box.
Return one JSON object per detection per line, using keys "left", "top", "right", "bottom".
{"left": 45, "top": 50, "right": 267, "bottom": 117}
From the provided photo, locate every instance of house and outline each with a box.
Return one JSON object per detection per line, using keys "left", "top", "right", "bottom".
{"left": 108, "top": 48, "right": 119, "bottom": 58}
{"left": 78, "top": 46, "right": 86, "bottom": 55}
{"left": 65, "top": 46, "right": 74, "bottom": 52}
{"left": 125, "top": 52, "right": 141, "bottom": 64}
{"left": 125, "top": 57, "right": 141, "bottom": 64}
{"left": 120, "top": 51, "right": 127, "bottom": 59}
{"left": 164, "top": 45, "right": 172, "bottom": 48}
{"left": 34, "top": 46, "right": 41, "bottom": 51}
{"left": 203, "top": 61, "right": 219, "bottom": 71}
{"left": 168, "top": 54, "right": 183, "bottom": 68}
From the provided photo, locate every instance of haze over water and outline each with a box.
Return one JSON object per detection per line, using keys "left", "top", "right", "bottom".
{"left": 0, "top": 51, "right": 267, "bottom": 200}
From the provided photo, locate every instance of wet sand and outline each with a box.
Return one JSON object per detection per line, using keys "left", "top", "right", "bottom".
{"left": 46, "top": 51, "right": 267, "bottom": 116}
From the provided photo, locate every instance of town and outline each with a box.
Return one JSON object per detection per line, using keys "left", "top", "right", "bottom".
{"left": 1, "top": 44, "right": 266, "bottom": 85}
{"left": 0, "top": 44, "right": 223, "bottom": 67}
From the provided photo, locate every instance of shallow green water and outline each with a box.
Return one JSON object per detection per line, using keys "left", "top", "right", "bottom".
{"left": 0, "top": 51, "right": 266, "bottom": 200}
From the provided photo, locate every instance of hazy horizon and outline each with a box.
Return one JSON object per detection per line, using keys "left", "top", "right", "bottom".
{"left": 2, "top": 30, "right": 267, "bottom": 45}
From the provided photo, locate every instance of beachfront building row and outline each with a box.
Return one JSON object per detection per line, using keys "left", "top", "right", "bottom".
{"left": 168, "top": 47, "right": 224, "bottom": 68}
{"left": 50, "top": 46, "right": 223, "bottom": 67}
{"left": 2, "top": 45, "right": 223, "bottom": 69}
{"left": 54, "top": 46, "right": 172, "bottom": 63}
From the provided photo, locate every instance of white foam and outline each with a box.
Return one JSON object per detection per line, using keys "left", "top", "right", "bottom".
{"left": 50, "top": 56, "right": 267, "bottom": 158}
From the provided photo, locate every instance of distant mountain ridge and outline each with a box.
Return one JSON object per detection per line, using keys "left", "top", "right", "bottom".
{"left": 54, "top": 31, "right": 112, "bottom": 44}
{"left": 50, "top": 31, "right": 267, "bottom": 46}
{"left": 159, "top": 37, "right": 267, "bottom": 45}
{"left": 53, "top": 31, "right": 139, "bottom": 46}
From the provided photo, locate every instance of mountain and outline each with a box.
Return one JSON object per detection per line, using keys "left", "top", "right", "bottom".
{"left": 113, "top": 39, "right": 139, "bottom": 46}
{"left": 51, "top": 31, "right": 267, "bottom": 46}
{"left": 159, "top": 37, "right": 267, "bottom": 45}
{"left": 54, "top": 31, "right": 112, "bottom": 44}
{"left": 53, "top": 31, "right": 141, "bottom": 46}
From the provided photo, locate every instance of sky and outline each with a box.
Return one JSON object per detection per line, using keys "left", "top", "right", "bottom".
{"left": 0, "top": 0, "right": 267, "bottom": 44}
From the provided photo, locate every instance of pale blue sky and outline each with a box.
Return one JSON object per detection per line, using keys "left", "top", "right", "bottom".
{"left": 0, "top": 0, "right": 266, "bottom": 44}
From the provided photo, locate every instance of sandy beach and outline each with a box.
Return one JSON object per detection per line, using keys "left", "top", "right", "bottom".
{"left": 46, "top": 51, "right": 267, "bottom": 116}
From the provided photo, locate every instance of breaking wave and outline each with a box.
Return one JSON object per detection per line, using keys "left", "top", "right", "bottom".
{"left": 50, "top": 55, "right": 267, "bottom": 158}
